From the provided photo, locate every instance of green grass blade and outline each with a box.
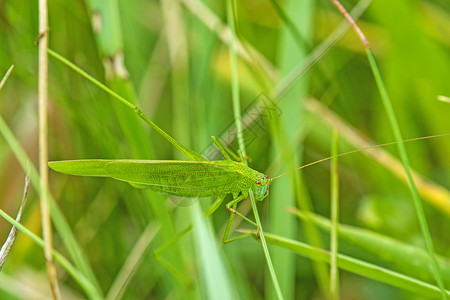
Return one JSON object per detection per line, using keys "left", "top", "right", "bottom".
{"left": 269, "top": 0, "right": 329, "bottom": 298}
{"left": 227, "top": 1, "right": 282, "bottom": 298}
{"left": 329, "top": 1, "right": 447, "bottom": 296}
{"left": 187, "top": 5, "right": 239, "bottom": 294}
{"left": 254, "top": 230, "right": 450, "bottom": 299}
{"left": 105, "top": 223, "right": 160, "bottom": 300}
{"left": 80, "top": 2, "right": 196, "bottom": 295}
{"left": 248, "top": 191, "right": 283, "bottom": 300}
{"left": 0, "top": 114, "right": 103, "bottom": 296}
{"left": 366, "top": 49, "right": 447, "bottom": 298}
{"left": 0, "top": 208, "right": 102, "bottom": 299}
{"left": 268, "top": 0, "right": 305, "bottom": 51}
{"left": 291, "top": 209, "right": 450, "bottom": 286}
{"left": 227, "top": 0, "right": 246, "bottom": 159}
{"left": 191, "top": 204, "right": 236, "bottom": 300}
{"left": 330, "top": 130, "right": 339, "bottom": 299}
{"left": 4, "top": 1, "right": 450, "bottom": 298}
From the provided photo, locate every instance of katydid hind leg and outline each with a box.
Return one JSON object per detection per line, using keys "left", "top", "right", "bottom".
{"left": 204, "top": 194, "right": 226, "bottom": 217}
{"left": 223, "top": 201, "right": 237, "bottom": 244}
{"left": 153, "top": 225, "right": 193, "bottom": 285}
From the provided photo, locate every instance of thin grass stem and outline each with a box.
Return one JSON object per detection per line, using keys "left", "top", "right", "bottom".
{"left": 227, "top": 1, "right": 283, "bottom": 298}
{"left": 0, "top": 208, "right": 102, "bottom": 299}
{"left": 0, "top": 176, "right": 29, "bottom": 270}
{"left": 330, "top": 131, "right": 339, "bottom": 299}
{"left": 329, "top": 1, "right": 448, "bottom": 298}
{"left": 367, "top": 50, "right": 448, "bottom": 299}
{"left": 38, "top": 0, "right": 60, "bottom": 296}
{"left": 0, "top": 114, "right": 103, "bottom": 297}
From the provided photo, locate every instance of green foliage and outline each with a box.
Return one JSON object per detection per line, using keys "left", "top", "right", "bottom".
{"left": 1, "top": 0, "right": 450, "bottom": 299}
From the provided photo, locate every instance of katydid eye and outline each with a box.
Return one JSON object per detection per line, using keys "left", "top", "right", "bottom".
{"left": 265, "top": 175, "right": 269, "bottom": 179}
{"left": 255, "top": 180, "right": 261, "bottom": 185}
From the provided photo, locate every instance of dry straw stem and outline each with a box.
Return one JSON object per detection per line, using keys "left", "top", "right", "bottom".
{"left": 38, "top": 0, "right": 60, "bottom": 297}
{"left": 0, "top": 65, "right": 14, "bottom": 91}
{"left": 0, "top": 176, "right": 29, "bottom": 270}
{"left": 330, "top": 0, "right": 370, "bottom": 48}
{"left": 437, "top": 95, "right": 450, "bottom": 103}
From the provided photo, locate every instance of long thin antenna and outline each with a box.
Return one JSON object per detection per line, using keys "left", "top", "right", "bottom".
{"left": 270, "top": 133, "right": 450, "bottom": 181}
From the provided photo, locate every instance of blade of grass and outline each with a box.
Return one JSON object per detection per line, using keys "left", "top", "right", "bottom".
{"left": 0, "top": 176, "right": 29, "bottom": 270}
{"left": 188, "top": 5, "right": 241, "bottom": 293}
{"left": 227, "top": 0, "right": 246, "bottom": 159}
{"left": 329, "top": 1, "right": 447, "bottom": 297}
{"left": 0, "top": 65, "right": 14, "bottom": 91}
{"left": 366, "top": 49, "right": 447, "bottom": 298}
{"left": 85, "top": 2, "right": 193, "bottom": 295}
{"left": 330, "top": 130, "right": 339, "bottom": 299}
{"left": 255, "top": 230, "right": 450, "bottom": 299}
{"left": 304, "top": 98, "right": 450, "bottom": 215}
{"left": 0, "top": 113, "right": 103, "bottom": 297}
{"left": 268, "top": 0, "right": 305, "bottom": 51}
{"left": 268, "top": 0, "right": 324, "bottom": 298}
{"left": 191, "top": 203, "right": 237, "bottom": 300}
{"left": 0, "top": 208, "right": 102, "bottom": 299}
{"left": 290, "top": 208, "right": 450, "bottom": 286}
{"left": 106, "top": 223, "right": 160, "bottom": 300}
{"left": 227, "top": 1, "right": 283, "bottom": 298}
{"left": 161, "top": 0, "right": 229, "bottom": 295}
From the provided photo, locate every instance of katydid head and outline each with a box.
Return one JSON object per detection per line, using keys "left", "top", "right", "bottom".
{"left": 253, "top": 174, "right": 269, "bottom": 201}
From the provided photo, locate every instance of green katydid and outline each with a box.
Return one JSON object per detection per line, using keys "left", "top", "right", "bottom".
{"left": 49, "top": 136, "right": 271, "bottom": 242}
{"left": 46, "top": 51, "right": 450, "bottom": 243}
{"left": 47, "top": 49, "right": 450, "bottom": 246}
{"left": 48, "top": 131, "right": 450, "bottom": 243}
{"left": 48, "top": 151, "right": 270, "bottom": 224}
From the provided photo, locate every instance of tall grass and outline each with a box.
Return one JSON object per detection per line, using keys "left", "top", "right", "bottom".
{"left": 1, "top": 0, "right": 450, "bottom": 299}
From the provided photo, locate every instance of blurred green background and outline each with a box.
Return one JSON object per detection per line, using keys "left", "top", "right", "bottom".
{"left": 1, "top": 0, "right": 450, "bottom": 299}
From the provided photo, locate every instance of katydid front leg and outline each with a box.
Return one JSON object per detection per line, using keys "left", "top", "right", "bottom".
{"left": 223, "top": 191, "right": 260, "bottom": 243}
{"left": 226, "top": 192, "right": 258, "bottom": 227}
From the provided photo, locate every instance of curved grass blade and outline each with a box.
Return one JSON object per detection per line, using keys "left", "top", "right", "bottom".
{"left": 227, "top": 0, "right": 282, "bottom": 297}
{"left": 240, "top": 229, "right": 450, "bottom": 298}
{"left": 0, "top": 115, "right": 103, "bottom": 298}
{"left": 0, "top": 208, "right": 102, "bottom": 299}
{"left": 291, "top": 208, "right": 450, "bottom": 287}
{"left": 328, "top": 1, "right": 447, "bottom": 296}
